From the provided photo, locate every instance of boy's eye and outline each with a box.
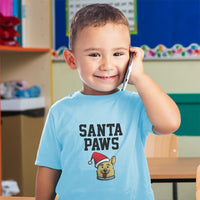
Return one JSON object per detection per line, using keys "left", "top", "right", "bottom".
{"left": 113, "top": 52, "right": 123, "bottom": 56}
{"left": 89, "top": 53, "right": 100, "bottom": 57}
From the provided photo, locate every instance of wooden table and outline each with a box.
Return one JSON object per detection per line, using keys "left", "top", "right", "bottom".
{"left": 147, "top": 157, "right": 200, "bottom": 200}
{"left": 148, "top": 157, "right": 200, "bottom": 182}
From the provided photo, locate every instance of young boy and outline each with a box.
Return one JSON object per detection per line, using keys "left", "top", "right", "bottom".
{"left": 35, "top": 4, "right": 180, "bottom": 200}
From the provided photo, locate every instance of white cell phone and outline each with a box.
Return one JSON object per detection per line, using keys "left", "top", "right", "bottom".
{"left": 121, "top": 53, "right": 134, "bottom": 91}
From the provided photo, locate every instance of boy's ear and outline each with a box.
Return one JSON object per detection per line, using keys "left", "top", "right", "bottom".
{"left": 63, "top": 49, "right": 77, "bottom": 70}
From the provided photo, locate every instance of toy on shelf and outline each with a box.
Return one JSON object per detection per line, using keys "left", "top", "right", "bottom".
{"left": 1, "top": 81, "right": 41, "bottom": 99}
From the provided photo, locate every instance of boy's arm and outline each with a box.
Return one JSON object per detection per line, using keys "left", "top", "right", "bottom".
{"left": 129, "top": 47, "right": 181, "bottom": 134}
{"left": 35, "top": 166, "right": 61, "bottom": 200}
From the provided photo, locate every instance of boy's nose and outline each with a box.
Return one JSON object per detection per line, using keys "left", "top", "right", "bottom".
{"left": 99, "top": 57, "right": 113, "bottom": 71}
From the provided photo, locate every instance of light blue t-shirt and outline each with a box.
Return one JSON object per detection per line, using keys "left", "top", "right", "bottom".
{"left": 36, "top": 90, "right": 155, "bottom": 200}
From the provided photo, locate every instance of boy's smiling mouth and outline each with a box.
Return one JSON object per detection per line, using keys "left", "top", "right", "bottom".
{"left": 94, "top": 74, "right": 119, "bottom": 80}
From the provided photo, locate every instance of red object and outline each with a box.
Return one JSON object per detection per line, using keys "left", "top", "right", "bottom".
{"left": 0, "top": 26, "right": 20, "bottom": 38}
{"left": 0, "top": 37, "right": 20, "bottom": 46}
{"left": 0, "top": 13, "right": 21, "bottom": 27}
{"left": 0, "top": 13, "right": 21, "bottom": 46}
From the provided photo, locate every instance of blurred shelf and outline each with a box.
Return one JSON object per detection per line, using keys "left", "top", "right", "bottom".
{"left": 0, "top": 46, "right": 50, "bottom": 53}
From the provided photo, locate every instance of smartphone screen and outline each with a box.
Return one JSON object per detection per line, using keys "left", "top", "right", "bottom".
{"left": 121, "top": 53, "right": 134, "bottom": 91}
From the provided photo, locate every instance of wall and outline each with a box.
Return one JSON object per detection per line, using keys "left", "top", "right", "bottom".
{"left": 52, "top": 59, "right": 200, "bottom": 200}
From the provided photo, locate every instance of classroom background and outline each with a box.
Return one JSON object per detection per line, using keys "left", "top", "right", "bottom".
{"left": 0, "top": 0, "right": 200, "bottom": 199}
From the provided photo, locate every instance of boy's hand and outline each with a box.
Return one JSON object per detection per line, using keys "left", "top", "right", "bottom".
{"left": 128, "top": 47, "right": 145, "bottom": 85}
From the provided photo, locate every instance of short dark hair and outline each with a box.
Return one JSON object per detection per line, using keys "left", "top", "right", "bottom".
{"left": 69, "top": 3, "right": 130, "bottom": 50}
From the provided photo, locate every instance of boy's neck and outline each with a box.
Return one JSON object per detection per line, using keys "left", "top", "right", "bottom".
{"left": 80, "top": 88, "right": 120, "bottom": 96}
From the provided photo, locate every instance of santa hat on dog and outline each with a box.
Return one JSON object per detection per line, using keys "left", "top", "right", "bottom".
{"left": 88, "top": 152, "right": 109, "bottom": 168}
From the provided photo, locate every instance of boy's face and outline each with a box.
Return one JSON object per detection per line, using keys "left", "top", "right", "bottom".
{"left": 72, "top": 22, "right": 130, "bottom": 95}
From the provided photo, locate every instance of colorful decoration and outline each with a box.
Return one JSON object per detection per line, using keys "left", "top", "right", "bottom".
{"left": 52, "top": 43, "right": 200, "bottom": 61}
{"left": 52, "top": 47, "right": 66, "bottom": 61}
{"left": 142, "top": 43, "right": 200, "bottom": 60}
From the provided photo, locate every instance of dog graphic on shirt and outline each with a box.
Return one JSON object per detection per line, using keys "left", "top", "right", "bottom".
{"left": 88, "top": 152, "right": 116, "bottom": 180}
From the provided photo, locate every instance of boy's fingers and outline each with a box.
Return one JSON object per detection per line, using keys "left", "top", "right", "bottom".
{"left": 130, "top": 47, "right": 144, "bottom": 59}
